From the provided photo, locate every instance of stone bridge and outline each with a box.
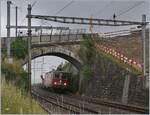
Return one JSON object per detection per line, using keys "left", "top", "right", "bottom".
{"left": 1, "top": 30, "right": 148, "bottom": 73}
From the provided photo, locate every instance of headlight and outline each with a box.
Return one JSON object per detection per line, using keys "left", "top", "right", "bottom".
{"left": 54, "top": 82, "right": 57, "bottom": 85}
{"left": 64, "top": 83, "right": 67, "bottom": 86}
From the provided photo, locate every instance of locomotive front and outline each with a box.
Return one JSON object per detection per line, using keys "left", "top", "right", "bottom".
{"left": 41, "top": 70, "right": 71, "bottom": 90}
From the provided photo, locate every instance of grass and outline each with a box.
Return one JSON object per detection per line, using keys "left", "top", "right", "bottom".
{"left": 1, "top": 79, "right": 47, "bottom": 114}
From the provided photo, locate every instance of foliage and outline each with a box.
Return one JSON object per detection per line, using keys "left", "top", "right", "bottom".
{"left": 1, "top": 48, "right": 7, "bottom": 58}
{"left": 61, "top": 62, "right": 72, "bottom": 72}
{"left": 79, "top": 35, "right": 96, "bottom": 65}
{"left": 1, "top": 79, "right": 47, "bottom": 114}
{"left": 81, "top": 65, "right": 93, "bottom": 80}
{"left": 79, "top": 35, "right": 96, "bottom": 80}
{"left": 56, "top": 62, "right": 64, "bottom": 71}
{"left": 1, "top": 59, "right": 29, "bottom": 91}
{"left": 11, "top": 37, "right": 28, "bottom": 59}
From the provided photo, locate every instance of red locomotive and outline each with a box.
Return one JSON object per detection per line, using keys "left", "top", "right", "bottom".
{"left": 41, "top": 70, "right": 71, "bottom": 89}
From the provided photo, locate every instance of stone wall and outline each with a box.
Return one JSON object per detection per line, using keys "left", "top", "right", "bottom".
{"left": 82, "top": 53, "right": 149, "bottom": 107}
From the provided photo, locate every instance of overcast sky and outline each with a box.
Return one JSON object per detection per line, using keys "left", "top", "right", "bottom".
{"left": 1, "top": 0, "right": 149, "bottom": 84}
{"left": 1, "top": 0, "right": 149, "bottom": 37}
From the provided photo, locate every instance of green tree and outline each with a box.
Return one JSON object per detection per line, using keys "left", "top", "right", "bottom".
{"left": 1, "top": 59, "right": 29, "bottom": 91}
{"left": 56, "top": 62, "right": 63, "bottom": 71}
{"left": 11, "top": 37, "right": 28, "bottom": 59}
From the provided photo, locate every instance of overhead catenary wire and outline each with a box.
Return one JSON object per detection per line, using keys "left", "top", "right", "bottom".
{"left": 40, "top": 1, "right": 75, "bottom": 31}
{"left": 116, "top": 1, "right": 144, "bottom": 17}
{"left": 92, "top": 1, "right": 114, "bottom": 33}
{"left": 93, "top": 1, "right": 113, "bottom": 17}
{"left": 55, "top": 0, "right": 74, "bottom": 15}
{"left": 108, "top": 1, "right": 144, "bottom": 20}
{"left": 19, "top": 0, "right": 37, "bottom": 26}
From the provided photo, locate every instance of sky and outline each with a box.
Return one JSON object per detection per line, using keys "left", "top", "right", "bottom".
{"left": 1, "top": 0, "right": 149, "bottom": 37}
{"left": 1, "top": 0, "right": 149, "bottom": 84}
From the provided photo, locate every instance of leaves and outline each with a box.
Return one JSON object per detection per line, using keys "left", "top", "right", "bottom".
{"left": 81, "top": 65, "right": 93, "bottom": 80}
{"left": 79, "top": 35, "right": 96, "bottom": 80}
{"left": 1, "top": 60, "right": 29, "bottom": 91}
{"left": 11, "top": 37, "right": 28, "bottom": 59}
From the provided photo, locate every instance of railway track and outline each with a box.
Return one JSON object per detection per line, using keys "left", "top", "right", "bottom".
{"left": 66, "top": 94, "right": 149, "bottom": 114}
{"left": 32, "top": 89, "right": 99, "bottom": 114}
{"left": 32, "top": 85, "right": 149, "bottom": 114}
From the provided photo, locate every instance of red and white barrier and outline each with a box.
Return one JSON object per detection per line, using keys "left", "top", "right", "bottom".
{"left": 96, "top": 44, "right": 142, "bottom": 71}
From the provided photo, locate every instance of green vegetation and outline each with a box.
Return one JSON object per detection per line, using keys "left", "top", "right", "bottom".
{"left": 1, "top": 79, "right": 47, "bottom": 114}
{"left": 1, "top": 37, "right": 47, "bottom": 114}
{"left": 79, "top": 35, "right": 96, "bottom": 80}
{"left": 80, "top": 65, "right": 93, "bottom": 80}
{"left": 1, "top": 59, "right": 29, "bottom": 91}
{"left": 1, "top": 37, "right": 29, "bottom": 91}
{"left": 56, "top": 62, "right": 64, "bottom": 71}
{"left": 11, "top": 37, "right": 28, "bottom": 59}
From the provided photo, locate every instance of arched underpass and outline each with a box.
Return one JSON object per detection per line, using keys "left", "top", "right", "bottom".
{"left": 31, "top": 52, "right": 82, "bottom": 71}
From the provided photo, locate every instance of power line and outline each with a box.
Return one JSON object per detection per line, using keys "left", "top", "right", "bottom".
{"left": 42, "top": 1, "right": 75, "bottom": 26}
{"left": 55, "top": 0, "right": 74, "bottom": 15}
{"left": 31, "top": 1, "right": 37, "bottom": 8}
{"left": 109, "top": 1, "right": 144, "bottom": 19}
{"left": 116, "top": 1, "right": 144, "bottom": 17}
{"left": 94, "top": 1, "right": 113, "bottom": 17}
{"left": 18, "top": 1, "right": 37, "bottom": 26}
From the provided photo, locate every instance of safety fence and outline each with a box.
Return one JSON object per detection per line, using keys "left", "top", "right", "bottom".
{"left": 96, "top": 44, "right": 143, "bottom": 72}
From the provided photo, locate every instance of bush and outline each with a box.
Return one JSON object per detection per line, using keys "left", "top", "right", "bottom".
{"left": 1, "top": 59, "right": 29, "bottom": 91}
{"left": 79, "top": 35, "right": 96, "bottom": 65}
{"left": 79, "top": 35, "right": 96, "bottom": 81}
{"left": 81, "top": 65, "right": 93, "bottom": 80}
{"left": 11, "top": 37, "right": 28, "bottom": 59}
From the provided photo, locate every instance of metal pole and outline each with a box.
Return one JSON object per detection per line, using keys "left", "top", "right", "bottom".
{"left": 7, "top": 1, "right": 11, "bottom": 61}
{"left": 27, "top": 4, "right": 32, "bottom": 94}
{"left": 142, "top": 14, "right": 146, "bottom": 76}
{"left": 141, "top": 14, "right": 148, "bottom": 88}
{"left": 15, "top": 6, "right": 18, "bottom": 38}
{"left": 50, "top": 28, "right": 53, "bottom": 42}
{"left": 40, "top": 27, "right": 42, "bottom": 42}
{"left": 122, "top": 74, "right": 130, "bottom": 104}
{"left": 59, "top": 29, "right": 62, "bottom": 41}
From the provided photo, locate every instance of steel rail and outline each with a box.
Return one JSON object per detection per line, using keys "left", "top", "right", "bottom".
{"left": 32, "top": 85, "right": 148, "bottom": 114}
{"left": 31, "top": 89, "right": 99, "bottom": 114}
{"left": 87, "top": 97, "right": 148, "bottom": 114}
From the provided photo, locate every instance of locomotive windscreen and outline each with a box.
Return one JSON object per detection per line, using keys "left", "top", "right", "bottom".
{"left": 53, "top": 71, "right": 71, "bottom": 79}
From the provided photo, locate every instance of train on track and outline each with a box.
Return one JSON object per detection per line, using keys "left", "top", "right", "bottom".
{"left": 41, "top": 70, "right": 72, "bottom": 90}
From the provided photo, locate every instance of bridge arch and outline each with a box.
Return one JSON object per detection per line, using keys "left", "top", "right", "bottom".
{"left": 24, "top": 46, "right": 82, "bottom": 70}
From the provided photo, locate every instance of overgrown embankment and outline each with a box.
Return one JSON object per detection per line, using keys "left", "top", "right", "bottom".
{"left": 1, "top": 37, "right": 46, "bottom": 114}
{"left": 78, "top": 35, "right": 149, "bottom": 107}
{"left": 2, "top": 37, "right": 29, "bottom": 91}
{"left": 1, "top": 79, "right": 47, "bottom": 114}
